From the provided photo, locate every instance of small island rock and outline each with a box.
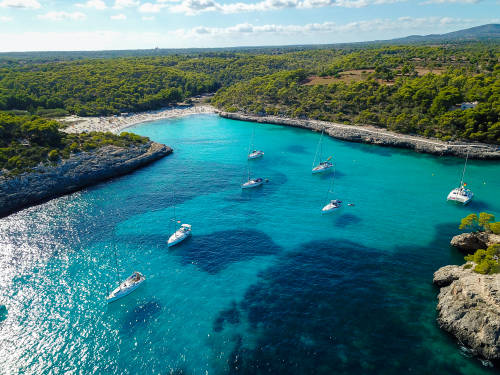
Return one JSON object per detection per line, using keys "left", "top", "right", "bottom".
{"left": 433, "top": 264, "right": 500, "bottom": 360}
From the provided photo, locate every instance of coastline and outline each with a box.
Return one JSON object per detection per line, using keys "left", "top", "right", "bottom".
{"left": 433, "top": 263, "right": 500, "bottom": 361}
{"left": 219, "top": 111, "right": 500, "bottom": 160}
{"left": 60, "top": 104, "right": 499, "bottom": 160}
{"left": 61, "top": 104, "right": 216, "bottom": 134}
{"left": 0, "top": 142, "right": 172, "bottom": 218}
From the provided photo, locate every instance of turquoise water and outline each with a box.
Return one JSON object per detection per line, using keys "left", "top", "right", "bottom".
{"left": 1, "top": 114, "right": 499, "bottom": 374}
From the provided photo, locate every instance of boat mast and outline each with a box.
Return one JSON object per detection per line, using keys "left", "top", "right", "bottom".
{"left": 459, "top": 148, "right": 469, "bottom": 187}
{"left": 172, "top": 191, "right": 178, "bottom": 231}
{"left": 324, "top": 167, "right": 335, "bottom": 204}
{"left": 312, "top": 129, "right": 323, "bottom": 168}
{"left": 113, "top": 241, "right": 120, "bottom": 284}
{"left": 249, "top": 127, "right": 254, "bottom": 155}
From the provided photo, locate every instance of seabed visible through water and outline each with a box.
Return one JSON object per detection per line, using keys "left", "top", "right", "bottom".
{"left": 0, "top": 114, "right": 499, "bottom": 374}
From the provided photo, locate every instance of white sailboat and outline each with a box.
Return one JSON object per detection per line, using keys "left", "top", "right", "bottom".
{"left": 312, "top": 129, "right": 333, "bottom": 174}
{"left": 447, "top": 150, "right": 474, "bottom": 205}
{"left": 106, "top": 244, "right": 145, "bottom": 303}
{"left": 321, "top": 168, "right": 342, "bottom": 213}
{"left": 248, "top": 127, "right": 264, "bottom": 159}
{"left": 241, "top": 160, "right": 264, "bottom": 189}
{"left": 107, "top": 272, "right": 146, "bottom": 303}
{"left": 242, "top": 178, "right": 264, "bottom": 189}
{"left": 167, "top": 195, "right": 191, "bottom": 247}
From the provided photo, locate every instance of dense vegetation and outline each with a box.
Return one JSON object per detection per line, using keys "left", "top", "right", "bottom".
{"left": 464, "top": 244, "right": 500, "bottom": 274}
{"left": 0, "top": 59, "right": 218, "bottom": 116}
{"left": 458, "top": 212, "right": 500, "bottom": 274}
{"left": 0, "top": 113, "right": 148, "bottom": 175}
{"left": 212, "top": 49, "right": 500, "bottom": 143}
{"left": 459, "top": 212, "right": 500, "bottom": 234}
{"left": 0, "top": 42, "right": 499, "bottom": 143}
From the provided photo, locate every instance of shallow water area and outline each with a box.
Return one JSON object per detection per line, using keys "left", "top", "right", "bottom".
{"left": 1, "top": 114, "right": 499, "bottom": 374}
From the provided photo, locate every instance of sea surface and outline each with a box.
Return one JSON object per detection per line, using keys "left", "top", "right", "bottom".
{"left": 1, "top": 114, "right": 499, "bottom": 374}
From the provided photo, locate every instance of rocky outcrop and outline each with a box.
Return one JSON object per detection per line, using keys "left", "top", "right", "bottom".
{"left": 433, "top": 265, "right": 500, "bottom": 360}
{"left": 451, "top": 232, "right": 500, "bottom": 252}
{"left": 0, "top": 141, "right": 172, "bottom": 218}
{"left": 219, "top": 112, "right": 500, "bottom": 160}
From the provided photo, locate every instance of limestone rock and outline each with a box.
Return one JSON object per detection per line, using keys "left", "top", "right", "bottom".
{"left": 433, "top": 264, "right": 500, "bottom": 360}
{"left": 451, "top": 232, "right": 500, "bottom": 252}
{"left": 0, "top": 141, "right": 172, "bottom": 217}
{"left": 219, "top": 112, "right": 500, "bottom": 160}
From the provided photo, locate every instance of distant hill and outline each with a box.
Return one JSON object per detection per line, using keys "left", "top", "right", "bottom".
{"left": 386, "top": 24, "right": 500, "bottom": 44}
{"left": 0, "top": 24, "right": 498, "bottom": 60}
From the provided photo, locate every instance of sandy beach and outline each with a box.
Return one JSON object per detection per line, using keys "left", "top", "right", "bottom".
{"left": 61, "top": 105, "right": 216, "bottom": 134}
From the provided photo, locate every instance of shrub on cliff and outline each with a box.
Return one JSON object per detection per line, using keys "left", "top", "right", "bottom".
{"left": 0, "top": 113, "right": 150, "bottom": 175}
{"left": 48, "top": 150, "right": 59, "bottom": 161}
{"left": 459, "top": 212, "right": 499, "bottom": 233}
{"left": 464, "top": 244, "right": 500, "bottom": 274}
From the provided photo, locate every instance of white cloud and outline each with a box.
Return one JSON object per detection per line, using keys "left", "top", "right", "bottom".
{"left": 0, "top": 0, "right": 40, "bottom": 9}
{"left": 0, "top": 16, "right": 13, "bottom": 21}
{"left": 169, "top": 0, "right": 405, "bottom": 15}
{"left": 38, "top": 11, "right": 87, "bottom": 21}
{"left": 421, "top": 0, "right": 480, "bottom": 3}
{"left": 76, "top": 0, "right": 107, "bottom": 10}
{"left": 142, "top": 15, "right": 156, "bottom": 20}
{"left": 110, "top": 13, "right": 127, "bottom": 19}
{"left": 139, "top": 2, "right": 167, "bottom": 12}
{"left": 0, "top": 16, "right": 496, "bottom": 52}
{"left": 113, "top": 0, "right": 139, "bottom": 8}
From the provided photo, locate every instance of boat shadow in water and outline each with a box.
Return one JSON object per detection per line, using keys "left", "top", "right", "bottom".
{"left": 286, "top": 144, "right": 308, "bottom": 154}
{"left": 171, "top": 229, "right": 283, "bottom": 274}
{"left": 333, "top": 213, "right": 362, "bottom": 228}
{"left": 121, "top": 299, "right": 163, "bottom": 334}
{"left": 465, "top": 199, "right": 494, "bottom": 212}
{"left": 314, "top": 169, "right": 345, "bottom": 180}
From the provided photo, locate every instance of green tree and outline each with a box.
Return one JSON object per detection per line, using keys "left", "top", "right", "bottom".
{"left": 478, "top": 212, "right": 495, "bottom": 232}
{"left": 459, "top": 213, "right": 478, "bottom": 230}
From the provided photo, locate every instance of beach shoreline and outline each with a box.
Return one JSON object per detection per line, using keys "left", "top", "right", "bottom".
{"left": 61, "top": 104, "right": 216, "bottom": 134}
{"left": 61, "top": 103, "right": 500, "bottom": 159}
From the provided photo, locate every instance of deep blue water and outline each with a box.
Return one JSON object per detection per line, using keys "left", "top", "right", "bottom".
{"left": 0, "top": 114, "right": 499, "bottom": 374}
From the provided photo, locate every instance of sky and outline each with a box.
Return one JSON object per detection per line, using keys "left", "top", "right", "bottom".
{"left": 0, "top": 0, "right": 498, "bottom": 51}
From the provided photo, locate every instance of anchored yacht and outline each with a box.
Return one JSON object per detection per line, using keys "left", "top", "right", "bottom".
{"left": 107, "top": 271, "right": 145, "bottom": 303}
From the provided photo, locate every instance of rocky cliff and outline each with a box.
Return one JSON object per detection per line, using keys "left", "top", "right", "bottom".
{"left": 451, "top": 232, "right": 500, "bottom": 252}
{"left": 433, "top": 265, "right": 500, "bottom": 360}
{"left": 219, "top": 112, "right": 500, "bottom": 160}
{"left": 0, "top": 141, "right": 172, "bottom": 218}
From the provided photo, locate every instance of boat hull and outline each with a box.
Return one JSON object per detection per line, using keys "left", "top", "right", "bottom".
{"left": 321, "top": 203, "right": 341, "bottom": 213}
{"left": 447, "top": 188, "right": 473, "bottom": 205}
{"left": 248, "top": 151, "right": 264, "bottom": 159}
{"left": 242, "top": 180, "right": 264, "bottom": 189}
{"left": 168, "top": 230, "right": 191, "bottom": 247}
{"left": 312, "top": 163, "right": 334, "bottom": 174}
{"left": 107, "top": 273, "right": 145, "bottom": 303}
